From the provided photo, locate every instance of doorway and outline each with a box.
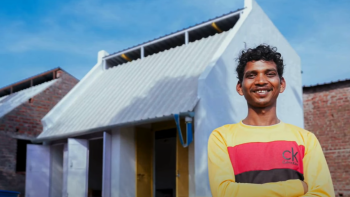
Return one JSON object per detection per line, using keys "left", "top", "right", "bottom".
{"left": 88, "top": 139, "right": 103, "bottom": 197}
{"left": 154, "top": 128, "right": 177, "bottom": 197}
{"left": 136, "top": 120, "right": 189, "bottom": 197}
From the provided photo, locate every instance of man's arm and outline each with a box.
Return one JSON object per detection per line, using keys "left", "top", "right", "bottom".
{"left": 208, "top": 130, "right": 305, "bottom": 197}
{"left": 301, "top": 133, "right": 335, "bottom": 197}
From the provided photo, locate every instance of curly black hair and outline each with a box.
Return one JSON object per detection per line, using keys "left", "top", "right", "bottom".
{"left": 236, "top": 44, "right": 284, "bottom": 83}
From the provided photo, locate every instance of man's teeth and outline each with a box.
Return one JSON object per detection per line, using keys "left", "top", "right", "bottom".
{"left": 256, "top": 90, "right": 268, "bottom": 93}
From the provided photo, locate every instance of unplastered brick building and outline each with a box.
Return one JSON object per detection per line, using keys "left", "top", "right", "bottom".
{"left": 0, "top": 68, "right": 78, "bottom": 196}
{"left": 303, "top": 80, "right": 350, "bottom": 197}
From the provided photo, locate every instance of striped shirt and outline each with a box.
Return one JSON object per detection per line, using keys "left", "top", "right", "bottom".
{"left": 208, "top": 121, "right": 335, "bottom": 197}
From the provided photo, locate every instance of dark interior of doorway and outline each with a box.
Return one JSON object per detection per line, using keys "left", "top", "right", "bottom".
{"left": 88, "top": 139, "right": 103, "bottom": 197}
{"left": 155, "top": 128, "right": 177, "bottom": 197}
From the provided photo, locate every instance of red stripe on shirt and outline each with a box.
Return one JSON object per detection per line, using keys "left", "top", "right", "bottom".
{"left": 228, "top": 141, "right": 305, "bottom": 175}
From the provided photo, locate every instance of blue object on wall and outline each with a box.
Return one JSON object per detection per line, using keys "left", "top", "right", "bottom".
{"left": 174, "top": 114, "right": 193, "bottom": 147}
{"left": 0, "top": 190, "right": 20, "bottom": 197}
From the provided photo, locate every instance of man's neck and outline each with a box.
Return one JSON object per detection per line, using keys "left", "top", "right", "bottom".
{"left": 242, "top": 103, "right": 280, "bottom": 126}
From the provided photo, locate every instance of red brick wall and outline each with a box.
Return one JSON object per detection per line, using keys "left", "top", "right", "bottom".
{"left": 0, "top": 71, "right": 78, "bottom": 196}
{"left": 303, "top": 81, "right": 350, "bottom": 197}
{"left": 0, "top": 132, "right": 26, "bottom": 195}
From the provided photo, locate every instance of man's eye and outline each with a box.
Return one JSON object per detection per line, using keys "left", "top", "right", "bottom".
{"left": 267, "top": 73, "right": 276, "bottom": 76}
{"left": 246, "top": 74, "right": 255, "bottom": 78}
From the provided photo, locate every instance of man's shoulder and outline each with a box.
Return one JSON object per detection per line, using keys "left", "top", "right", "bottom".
{"left": 284, "top": 122, "right": 317, "bottom": 138}
{"left": 208, "top": 123, "right": 240, "bottom": 143}
{"left": 212, "top": 123, "right": 240, "bottom": 135}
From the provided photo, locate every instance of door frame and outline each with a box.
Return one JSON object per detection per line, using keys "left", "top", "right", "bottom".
{"left": 136, "top": 120, "right": 190, "bottom": 197}
{"left": 86, "top": 135, "right": 105, "bottom": 197}
{"left": 151, "top": 120, "right": 189, "bottom": 197}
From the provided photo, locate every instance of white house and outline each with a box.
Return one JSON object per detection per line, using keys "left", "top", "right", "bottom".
{"left": 26, "top": 0, "right": 303, "bottom": 197}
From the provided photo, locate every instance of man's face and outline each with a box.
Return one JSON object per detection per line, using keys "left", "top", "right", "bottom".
{"left": 236, "top": 60, "right": 286, "bottom": 108}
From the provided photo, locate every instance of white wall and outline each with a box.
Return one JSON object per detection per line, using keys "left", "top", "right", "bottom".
{"left": 111, "top": 127, "right": 136, "bottom": 197}
{"left": 194, "top": 0, "right": 303, "bottom": 196}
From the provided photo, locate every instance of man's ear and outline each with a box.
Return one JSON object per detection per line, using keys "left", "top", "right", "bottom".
{"left": 236, "top": 81, "right": 244, "bottom": 96}
{"left": 279, "top": 77, "right": 286, "bottom": 93}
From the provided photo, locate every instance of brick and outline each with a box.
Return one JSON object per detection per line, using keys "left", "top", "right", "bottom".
{"left": 0, "top": 71, "right": 78, "bottom": 197}
{"left": 304, "top": 81, "right": 350, "bottom": 196}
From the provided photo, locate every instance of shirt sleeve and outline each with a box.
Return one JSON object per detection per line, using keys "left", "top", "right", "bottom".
{"left": 208, "top": 130, "right": 305, "bottom": 197}
{"left": 301, "top": 133, "right": 335, "bottom": 197}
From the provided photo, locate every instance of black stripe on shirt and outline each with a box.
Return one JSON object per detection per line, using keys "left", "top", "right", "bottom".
{"left": 235, "top": 168, "right": 304, "bottom": 184}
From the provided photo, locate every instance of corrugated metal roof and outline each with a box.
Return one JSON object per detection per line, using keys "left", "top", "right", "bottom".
{"left": 0, "top": 80, "right": 58, "bottom": 119}
{"left": 303, "top": 78, "right": 350, "bottom": 88}
{"left": 38, "top": 31, "right": 229, "bottom": 140}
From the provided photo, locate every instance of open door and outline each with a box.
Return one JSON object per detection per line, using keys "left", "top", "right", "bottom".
{"left": 102, "top": 132, "right": 111, "bottom": 197}
{"left": 176, "top": 123, "right": 189, "bottom": 197}
{"left": 136, "top": 127, "right": 153, "bottom": 197}
{"left": 25, "top": 145, "right": 51, "bottom": 197}
{"left": 66, "top": 138, "right": 89, "bottom": 197}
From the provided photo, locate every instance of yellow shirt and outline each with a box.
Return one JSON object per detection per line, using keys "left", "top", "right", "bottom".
{"left": 208, "top": 121, "right": 335, "bottom": 197}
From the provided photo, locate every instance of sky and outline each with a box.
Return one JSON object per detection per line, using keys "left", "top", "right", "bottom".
{"left": 0, "top": 0, "right": 349, "bottom": 87}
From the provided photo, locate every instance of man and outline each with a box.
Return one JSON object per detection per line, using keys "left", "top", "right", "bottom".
{"left": 208, "top": 45, "right": 334, "bottom": 197}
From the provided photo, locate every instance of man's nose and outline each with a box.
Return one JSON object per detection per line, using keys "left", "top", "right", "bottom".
{"left": 255, "top": 73, "right": 267, "bottom": 85}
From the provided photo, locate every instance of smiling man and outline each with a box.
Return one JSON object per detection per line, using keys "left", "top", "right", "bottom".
{"left": 208, "top": 45, "right": 335, "bottom": 197}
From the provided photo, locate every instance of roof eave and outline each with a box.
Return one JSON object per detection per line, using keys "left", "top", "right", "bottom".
{"left": 34, "top": 111, "right": 195, "bottom": 143}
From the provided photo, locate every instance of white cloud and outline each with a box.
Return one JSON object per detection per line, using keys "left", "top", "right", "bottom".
{"left": 0, "top": 18, "right": 130, "bottom": 56}
{"left": 0, "top": 0, "right": 243, "bottom": 56}
{"left": 0, "top": 0, "right": 244, "bottom": 86}
{"left": 1, "top": 0, "right": 349, "bottom": 86}
{"left": 0, "top": 0, "right": 249, "bottom": 88}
